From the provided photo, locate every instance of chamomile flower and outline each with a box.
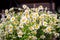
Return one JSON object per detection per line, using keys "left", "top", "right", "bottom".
{"left": 13, "top": 21, "right": 17, "bottom": 25}
{"left": 5, "top": 9, "right": 8, "bottom": 14}
{"left": 45, "top": 7, "right": 48, "bottom": 11}
{"left": 17, "top": 30, "right": 23, "bottom": 38}
{"left": 20, "top": 16, "right": 27, "bottom": 24}
{"left": 9, "top": 7, "right": 14, "bottom": 11}
{"left": 31, "top": 30, "right": 37, "bottom": 34}
{"left": 22, "top": 5, "right": 27, "bottom": 9}
{"left": 18, "top": 8, "right": 22, "bottom": 10}
{"left": 4, "top": 31, "right": 8, "bottom": 35}
{"left": 34, "top": 24, "right": 40, "bottom": 30}
{"left": 6, "top": 14, "right": 11, "bottom": 19}
{"left": 32, "top": 36, "right": 37, "bottom": 40}
{"left": 38, "top": 5, "right": 44, "bottom": 11}
{"left": 5, "top": 25, "right": 9, "bottom": 31}
{"left": 8, "top": 29, "right": 13, "bottom": 34}
{"left": 43, "top": 21, "right": 48, "bottom": 26}
{"left": 28, "top": 36, "right": 37, "bottom": 40}
{"left": 19, "top": 23, "right": 24, "bottom": 28}
{"left": 25, "top": 13, "right": 30, "bottom": 18}
{"left": 53, "top": 32, "right": 59, "bottom": 38}
{"left": 43, "top": 26, "right": 52, "bottom": 34}
{"left": 6, "top": 24, "right": 13, "bottom": 34}
{"left": 29, "top": 26, "right": 34, "bottom": 31}
{"left": 40, "top": 35, "right": 45, "bottom": 39}
{"left": 31, "top": 12, "right": 39, "bottom": 18}
{"left": 24, "top": 9, "right": 29, "bottom": 13}
{"left": 11, "top": 17, "right": 15, "bottom": 21}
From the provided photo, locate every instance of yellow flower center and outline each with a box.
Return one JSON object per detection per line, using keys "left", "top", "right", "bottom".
{"left": 22, "top": 19, "right": 25, "bottom": 22}
{"left": 12, "top": 18, "right": 15, "bottom": 20}
{"left": 35, "top": 25, "right": 39, "bottom": 29}
{"left": 9, "top": 29, "right": 13, "bottom": 32}
{"left": 14, "top": 26, "right": 16, "bottom": 29}
{"left": 48, "top": 28, "right": 52, "bottom": 32}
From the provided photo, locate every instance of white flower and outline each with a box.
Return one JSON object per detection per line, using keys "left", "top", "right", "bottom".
{"left": 31, "top": 30, "right": 37, "bottom": 34}
{"left": 29, "top": 26, "right": 34, "bottom": 31}
{"left": 5, "top": 25, "right": 9, "bottom": 31}
{"left": 16, "top": 27, "right": 20, "bottom": 31}
{"left": 40, "top": 14, "right": 46, "bottom": 17}
{"left": 34, "top": 24, "right": 40, "bottom": 30}
{"left": 9, "top": 7, "right": 14, "bottom": 11}
{"left": 31, "top": 8, "right": 36, "bottom": 11}
{"left": 5, "top": 24, "right": 13, "bottom": 31}
{"left": 31, "top": 12, "right": 39, "bottom": 18}
{"left": 43, "top": 26, "right": 52, "bottom": 34}
{"left": 19, "top": 23, "right": 24, "bottom": 28}
{"left": 43, "top": 21, "right": 48, "bottom": 26}
{"left": 5, "top": 9, "right": 8, "bottom": 14}
{"left": 18, "top": 8, "right": 22, "bottom": 10}
{"left": 39, "top": 22, "right": 42, "bottom": 26}
{"left": 17, "top": 30, "right": 23, "bottom": 38}
{"left": 34, "top": 13, "right": 39, "bottom": 17}
{"left": 20, "top": 16, "right": 27, "bottom": 24}
{"left": 28, "top": 36, "right": 32, "bottom": 39}
{"left": 53, "top": 32, "right": 59, "bottom": 38}
{"left": 40, "top": 35, "right": 45, "bottom": 39}
{"left": 25, "top": 13, "right": 30, "bottom": 19}
{"left": 22, "top": 5, "right": 27, "bottom": 9}
{"left": 28, "top": 36, "right": 37, "bottom": 40}
{"left": 6, "top": 14, "right": 11, "bottom": 19}
{"left": 38, "top": 5, "right": 44, "bottom": 11}
{"left": 32, "top": 36, "right": 37, "bottom": 40}
{"left": 4, "top": 31, "right": 8, "bottom": 35}
{"left": 7, "top": 24, "right": 13, "bottom": 34}
{"left": 47, "top": 11, "right": 52, "bottom": 14}
{"left": 11, "top": 17, "right": 15, "bottom": 21}
{"left": 12, "top": 12, "right": 15, "bottom": 14}
{"left": 45, "top": 7, "right": 48, "bottom": 11}
{"left": 8, "top": 29, "right": 13, "bottom": 34}
{"left": 26, "top": 7, "right": 30, "bottom": 11}
{"left": 24, "top": 9, "right": 29, "bottom": 13}
{"left": 9, "top": 24, "right": 13, "bottom": 29}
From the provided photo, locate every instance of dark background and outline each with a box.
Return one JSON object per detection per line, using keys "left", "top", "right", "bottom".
{"left": 0, "top": 0, "right": 60, "bottom": 13}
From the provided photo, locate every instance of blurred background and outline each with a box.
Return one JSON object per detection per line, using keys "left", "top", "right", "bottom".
{"left": 0, "top": 0, "right": 60, "bottom": 18}
{"left": 0, "top": 0, "right": 60, "bottom": 13}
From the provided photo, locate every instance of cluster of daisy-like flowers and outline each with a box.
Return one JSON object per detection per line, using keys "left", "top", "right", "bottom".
{"left": 0, "top": 5, "right": 59, "bottom": 40}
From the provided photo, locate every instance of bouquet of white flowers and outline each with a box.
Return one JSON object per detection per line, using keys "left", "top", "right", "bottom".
{"left": 0, "top": 5, "right": 60, "bottom": 40}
